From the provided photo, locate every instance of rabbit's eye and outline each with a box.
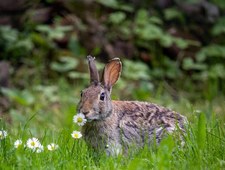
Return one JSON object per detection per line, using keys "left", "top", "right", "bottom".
{"left": 80, "top": 91, "right": 83, "bottom": 97}
{"left": 100, "top": 92, "right": 105, "bottom": 101}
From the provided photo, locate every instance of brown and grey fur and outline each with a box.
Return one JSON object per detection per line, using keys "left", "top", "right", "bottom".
{"left": 78, "top": 56, "right": 187, "bottom": 155}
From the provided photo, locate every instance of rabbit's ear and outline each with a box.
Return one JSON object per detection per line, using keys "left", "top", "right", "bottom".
{"left": 87, "top": 55, "right": 100, "bottom": 84}
{"left": 102, "top": 58, "right": 122, "bottom": 90}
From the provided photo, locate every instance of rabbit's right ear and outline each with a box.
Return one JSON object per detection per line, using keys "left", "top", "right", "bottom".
{"left": 102, "top": 58, "right": 122, "bottom": 91}
{"left": 87, "top": 55, "right": 100, "bottom": 85}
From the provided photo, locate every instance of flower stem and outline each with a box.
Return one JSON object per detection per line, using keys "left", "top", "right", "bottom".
{"left": 71, "top": 140, "right": 75, "bottom": 156}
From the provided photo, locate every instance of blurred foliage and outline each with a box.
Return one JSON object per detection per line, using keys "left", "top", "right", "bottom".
{"left": 0, "top": 26, "right": 33, "bottom": 59}
{"left": 0, "top": 0, "right": 225, "bottom": 102}
{"left": 1, "top": 88, "right": 35, "bottom": 106}
{"left": 0, "top": 4, "right": 224, "bottom": 169}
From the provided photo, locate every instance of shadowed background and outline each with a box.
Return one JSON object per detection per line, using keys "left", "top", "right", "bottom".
{"left": 0, "top": 0, "right": 225, "bottom": 128}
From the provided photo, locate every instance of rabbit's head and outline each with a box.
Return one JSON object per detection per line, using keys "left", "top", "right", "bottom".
{"left": 77, "top": 56, "right": 122, "bottom": 121}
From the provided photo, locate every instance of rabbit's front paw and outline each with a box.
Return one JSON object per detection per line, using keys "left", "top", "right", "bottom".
{"left": 105, "top": 143, "right": 122, "bottom": 156}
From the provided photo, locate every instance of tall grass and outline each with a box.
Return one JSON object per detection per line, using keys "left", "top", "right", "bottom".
{"left": 0, "top": 80, "right": 224, "bottom": 169}
{"left": 0, "top": 110, "right": 224, "bottom": 169}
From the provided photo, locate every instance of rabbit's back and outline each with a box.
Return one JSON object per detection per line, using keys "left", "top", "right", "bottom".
{"left": 113, "top": 101, "right": 187, "bottom": 146}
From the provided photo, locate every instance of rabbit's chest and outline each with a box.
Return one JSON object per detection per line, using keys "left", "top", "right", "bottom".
{"left": 82, "top": 123, "right": 119, "bottom": 149}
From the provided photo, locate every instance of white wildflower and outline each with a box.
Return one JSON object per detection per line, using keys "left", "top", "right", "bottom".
{"left": 0, "top": 130, "right": 8, "bottom": 140}
{"left": 71, "top": 131, "right": 82, "bottom": 139}
{"left": 26, "top": 137, "right": 41, "bottom": 149}
{"left": 73, "top": 113, "right": 87, "bottom": 126}
{"left": 35, "top": 144, "right": 44, "bottom": 153}
{"left": 47, "top": 143, "right": 59, "bottom": 151}
{"left": 14, "top": 139, "right": 23, "bottom": 148}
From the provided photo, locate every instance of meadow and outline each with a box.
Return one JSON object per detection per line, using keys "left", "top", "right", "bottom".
{"left": 0, "top": 78, "right": 224, "bottom": 170}
{"left": 1, "top": 1, "right": 225, "bottom": 169}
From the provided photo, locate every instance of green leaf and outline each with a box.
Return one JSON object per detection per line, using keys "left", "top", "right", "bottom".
{"left": 31, "top": 33, "right": 49, "bottom": 47}
{"left": 36, "top": 25, "right": 72, "bottom": 40}
{"left": 164, "top": 8, "right": 183, "bottom": 21}
{"left": 50, "top": 57, "right": 78, "bottom": 72}
{"left": 135, "top": 9, "right": 149, "bottom": 26}
{"left": 182, "top": 58, "right": 207, "bottom": 70}
{"left": 196, "top": 44, "right": 225, "bottom": 58}
{"left": 1, "top": 88, "right": 34, "bottom": 106}
{"left": 197, "top": 113, "right": 206, "bottom": 150}
{"left": 159, "top": 34, "right": 174, "bottom": 47}
{"left": 56, "top": 26, "right": 73, "bottom": 32}
{"left": 108, "top": 12, "right": 126, "bottom": 24}
{"left": 123, "top": 60, "right": 151, "bottom": 80}
{"left": 36, "top": 25, "right": 52, "bottom": 33}
{"left": 14, "top": 38, "right": 33, "bottom": 51}
{"left": 135, "top": 24, "right": 163, "bottom": 40}
{"left": 149, "top": 16, "right": 163, "bottom": 25}
{"left": 68, "top": 72, "right": 89, "bottom": 79}
{"left": 196, "top": 52, "right": 206, "bottom": 62}
{"left": 208, "top": 64, "right": 225, "bottom": 79}
{"left": 0, "top": 26, "right": 18, "bottom": 43}
{"left": 96, "top": 0, "right": 118, "bottom": 7}
{"left": 173, "top": 38, "right": 189, "bottom": 49}
{"left": 119, "top": 23, "right": 132, "bottom": 38}
{"left": 96, "top": 0, "right": 133, "bottom": 12}
{"left": 35, "top": 85, "right": 59, "bottom": 102}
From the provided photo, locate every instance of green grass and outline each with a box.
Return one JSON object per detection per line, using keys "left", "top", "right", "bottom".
{"left": 0, "top": 80, "right": 225, "bottom": 169}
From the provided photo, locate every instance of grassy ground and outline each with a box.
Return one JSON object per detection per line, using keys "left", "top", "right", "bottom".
{"left": 0, "top": 79, "right": 225, "bottom": 169}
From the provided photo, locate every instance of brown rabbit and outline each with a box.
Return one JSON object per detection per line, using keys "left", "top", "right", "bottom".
{"left": 78, "top": 56, "right": 187, "bottom": 155}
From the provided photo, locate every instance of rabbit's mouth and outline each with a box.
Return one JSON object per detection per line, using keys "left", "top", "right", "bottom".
{"left": 85, "top": 114, "right": 100, "bottom": 122}
{"left": 86, "top": 117, "right": 99, "bottom": 123}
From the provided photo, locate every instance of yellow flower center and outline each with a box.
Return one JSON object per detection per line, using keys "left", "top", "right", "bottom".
{"left": 31, "top": 141, "right": 36, "bottom": 146}
{"left": 74, "top": 133, "right": 79, "bottom": 138}
{"left": 77, "top": 117, "right": 83, "bottom": 123}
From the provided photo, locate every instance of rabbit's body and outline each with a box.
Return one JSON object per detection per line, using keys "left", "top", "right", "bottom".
{"left": 78, "top": 56, "right": 187, "bottom": 155}
{"left": 82, "top": 100, "right": 186, "bottom": 155}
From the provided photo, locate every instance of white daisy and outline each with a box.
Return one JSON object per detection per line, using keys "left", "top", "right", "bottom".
{"left": 35, "top": 144, "right": 44, "bottom": 153}
{"left": 26, "top": 137, "right": 41, "bottom": 149}
{"left": 0, "top": 130, "right": 8, "bottom": 139}
{"left": 73, "top": 113, "right": 87, "bottom": 126}
{"left": 47, "top": 143, "right": 59, "bottom": 151}
{"left": 14, "top": 139, "right": 23, "bottom": 148}
{"left": 71, "top": 130, "right": 82, "bottom": 139}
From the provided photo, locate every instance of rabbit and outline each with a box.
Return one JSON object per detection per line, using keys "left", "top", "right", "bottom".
{"left": 78, "top": 55, "right": 187, "bottom": 156}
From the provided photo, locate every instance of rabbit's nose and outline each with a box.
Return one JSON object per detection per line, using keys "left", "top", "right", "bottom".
{"left": 82, "top": 111, "right": 89, "bottom": 115}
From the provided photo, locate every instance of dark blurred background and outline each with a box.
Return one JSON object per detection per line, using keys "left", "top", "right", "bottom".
{"left": 0, "top": 0, "right": 225, "bottom": 124}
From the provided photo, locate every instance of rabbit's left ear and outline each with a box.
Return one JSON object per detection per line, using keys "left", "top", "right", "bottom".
{"left": 102, "top": 58, "right": 122, "bottom": 91}
{"left": 87, "top": 55, "right": 100, "bottom": 85}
